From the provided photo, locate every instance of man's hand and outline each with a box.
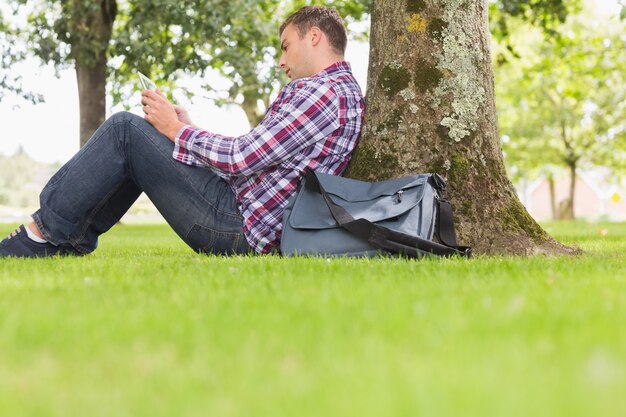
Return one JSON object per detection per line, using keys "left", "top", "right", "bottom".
{"left": 141, "top": 90, "right": 186, "bottom": 141}
{"left": 174, "top": 105, "right": 196, "bottom": 126}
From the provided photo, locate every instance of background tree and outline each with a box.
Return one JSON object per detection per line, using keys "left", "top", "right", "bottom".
{"left": 5, "top": 0, "right": 250, "bottom": 146}
{"left": 496, "top": 4, "right": 626, "bottom": 219}
{"left": 345, "top": 0, "right": 577, "bottom": 255}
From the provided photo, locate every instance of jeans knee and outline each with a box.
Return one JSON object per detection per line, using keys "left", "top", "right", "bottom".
{"left": 108, "top": 111, "right": 138, "bottom": 125}
{"left": 108, "top": 111, "right": 155, "bottom": 137}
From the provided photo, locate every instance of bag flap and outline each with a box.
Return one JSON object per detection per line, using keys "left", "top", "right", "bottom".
{"left": 290, "top": 173, "right": 429, "bottom": 230}
{"left": 315, "top": 171, "right": 427, "bottom": 202}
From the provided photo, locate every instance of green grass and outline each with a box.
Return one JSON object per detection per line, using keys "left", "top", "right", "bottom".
{"left": 1, "top": 221, "right": 625, "bottom": 417}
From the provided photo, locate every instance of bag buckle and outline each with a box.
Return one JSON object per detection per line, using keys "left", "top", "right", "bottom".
{"left": 430, "top": 174, "right": 447, "bottom": 192}
{"left": 394, "top": 190, "right": 404, "bottom": 203}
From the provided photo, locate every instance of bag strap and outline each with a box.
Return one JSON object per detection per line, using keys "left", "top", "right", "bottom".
{"left": 305, "top": 170, "right": 471, "bottom": 258}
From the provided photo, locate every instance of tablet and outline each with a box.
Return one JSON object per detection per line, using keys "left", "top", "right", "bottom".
{"left": 138, "top": 71, "right": 158, "bottom": 90}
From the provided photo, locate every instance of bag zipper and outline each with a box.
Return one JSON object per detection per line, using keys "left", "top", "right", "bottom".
{"left": 394, "top": 190, "right": 404, "bottom": 203}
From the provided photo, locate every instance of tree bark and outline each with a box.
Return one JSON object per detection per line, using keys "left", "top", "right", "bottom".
{"left": 566, "top": 161, "right": 577, "bottom": 220}
{"left": 76, "top": 60, "right": 107, "bottom": 148}
{"left": 346, "top": 0, "right": 575, "bottom": 255}
{"left": 548, "top": 174, "right": 557, "bottom": 220}
{"left": 241, "top": 90, "right": 266, "bottom": 127}
{"left": 72, "top": 0, "right": 117, "bottom": 147}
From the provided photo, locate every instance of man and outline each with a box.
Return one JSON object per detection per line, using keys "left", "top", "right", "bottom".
{"left": 0, "top": 6, "right": 365, "bottom": 258}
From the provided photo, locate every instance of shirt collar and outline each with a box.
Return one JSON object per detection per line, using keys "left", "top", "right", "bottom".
{"left": 285, "top": 61, "right": 352, "bottom": 89}
{"left": 313, "top": 61, "right": 352, "bottom": 78}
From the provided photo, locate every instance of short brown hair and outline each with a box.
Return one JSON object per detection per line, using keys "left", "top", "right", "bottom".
{"left": 279, "top": 6, "right": 348, "bottom": 55}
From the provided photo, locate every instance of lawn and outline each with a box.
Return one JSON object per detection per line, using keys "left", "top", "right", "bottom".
{"left": 1, "top": 221, "right": 625, "bottom": 417}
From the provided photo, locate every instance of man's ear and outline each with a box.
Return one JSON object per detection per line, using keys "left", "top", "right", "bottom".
{"left": 309, "top": 26, "right": 322, "bottom": 47}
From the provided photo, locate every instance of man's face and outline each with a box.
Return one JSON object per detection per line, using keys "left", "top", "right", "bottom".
{"left": 278, "top": 23, "right": 313, "bottom": 80}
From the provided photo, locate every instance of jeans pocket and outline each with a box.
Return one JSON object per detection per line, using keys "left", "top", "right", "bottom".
{"left": 186, "top": 223, "right": 247, "bottom": 255}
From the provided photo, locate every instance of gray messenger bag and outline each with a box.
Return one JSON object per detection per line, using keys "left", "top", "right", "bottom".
{"left": 280, "top": 170, "right": 471, "bottom": 258}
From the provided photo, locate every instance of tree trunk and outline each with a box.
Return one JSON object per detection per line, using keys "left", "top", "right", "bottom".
{"left": 346, "top": 0, "right": 575, "bottom": 255}
{"left": 72, "top": 0, "right": 117, "bottom": 147}
{"left": 241, "top": 90, "right": 266, "bottom": 128}
{"left": 76, "top": 61, "right": 107, "bottom": 147}
{"left": 548, "top": 174, "right": 557, "bottom": 220}
{"left": 559, "top": 117, "right": 578, "bottom": 221}
{"left": 566, "top": 161, "right": 577, "bottom": 220}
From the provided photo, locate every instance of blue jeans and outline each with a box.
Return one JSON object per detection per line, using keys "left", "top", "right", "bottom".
{"left": 32, "top": 112, "right": 252, "bottom": 255}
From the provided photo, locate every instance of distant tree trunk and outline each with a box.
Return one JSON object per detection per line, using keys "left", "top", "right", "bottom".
{"left": 72, "top": 0, "right": 117, "bottom": 147}
{"left": 241, "top": 90, "right": 265, "bottom": 127}
{"left": 564, "top": 161, "right": 577, "bottom": 220}
{"left": 346, "top": 0, "right": 575, "bottom": 255}
{"left": 240, "top": 72, "right": 275, "bottom": 127}
{"left": 561, "top": 121, "right": 578, "bottom": 221}
{"left": 548, "top": 174, "right": 557, "bottom": 220}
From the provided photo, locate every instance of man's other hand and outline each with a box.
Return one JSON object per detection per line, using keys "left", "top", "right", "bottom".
{"left": 141, "top": 90, "right": 185, "bottom": 141}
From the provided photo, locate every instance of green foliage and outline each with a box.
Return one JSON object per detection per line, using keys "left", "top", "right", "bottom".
{"left": 489, "top": 0, "right": 582, "bottom": 42}
{"left": 0, "top": 221, "right": 625, "bottom": 416}
{"left": 9, "top": 0, "right": 116, "bottom": 66}
{"left": 489, "top": 0, "right": 586, "bottom": 70}
{"left": 495, "top": 5, "right": 626, "bottom": 182}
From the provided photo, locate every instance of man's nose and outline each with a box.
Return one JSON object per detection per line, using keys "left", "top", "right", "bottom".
{"left": 278, "top": 54, "right": 286, "bottom": 68}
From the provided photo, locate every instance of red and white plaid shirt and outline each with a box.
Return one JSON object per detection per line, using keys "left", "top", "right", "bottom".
{"left": 173, "top": 61, "right": 365, "bottom": 253}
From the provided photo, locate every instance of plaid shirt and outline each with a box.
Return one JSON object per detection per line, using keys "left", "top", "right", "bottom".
{"left": 173, "top": 61, "right": 364, "bottom": 253}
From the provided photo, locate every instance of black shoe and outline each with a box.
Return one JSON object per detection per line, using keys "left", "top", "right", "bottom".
{"left": 0, "top": 225, "right": 81, "bottom": 258}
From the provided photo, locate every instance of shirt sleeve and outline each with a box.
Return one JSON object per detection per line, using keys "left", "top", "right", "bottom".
{"left": 172, "top": 80, "right": 340, "bottom": 177}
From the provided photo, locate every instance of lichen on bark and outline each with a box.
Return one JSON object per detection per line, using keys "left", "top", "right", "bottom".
{"left": 498, "top": 201, "right": 550, "bottom": 244}
{"left": 414, "top": 60, "right": 443, "bottom": 92}
{"left": 406, "top": 0, "right": 427, "bottom": 13}
{"left": 432, "top": 0, "right": 486, "bottom": 142}
{"left": 347, "top": 142, "right": 400, "bottom": 180}
{"left": 376, "top": 108, "right": 405, "bottom": 133}
{"left": 378, "top": 64, "right": 412, "bottom": 98}
{"left": 407, "top": 13, "right": 428, "bottom": 33}
{"left": 427, "top": 18, "right": 447, "bottom": 41}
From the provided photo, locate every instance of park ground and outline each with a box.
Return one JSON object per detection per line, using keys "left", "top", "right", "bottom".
{"left": 0, "top": 221, "right": 625, "bottom": 417}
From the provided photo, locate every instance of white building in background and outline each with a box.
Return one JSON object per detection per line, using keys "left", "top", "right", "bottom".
{"left": 518, "top": 169, "right": 626, "bottom": 222}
